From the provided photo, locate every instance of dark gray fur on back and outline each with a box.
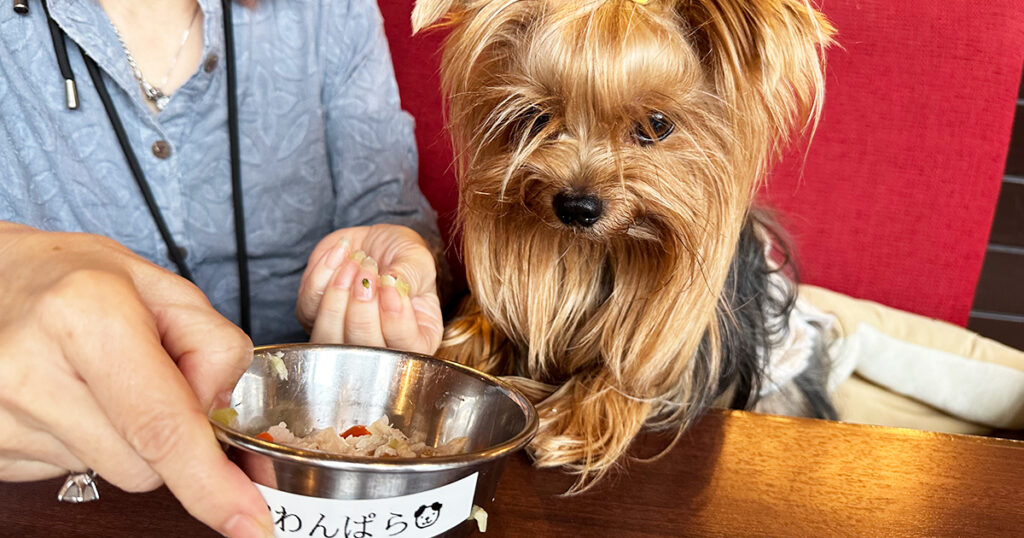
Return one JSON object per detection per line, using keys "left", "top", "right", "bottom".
{"left": 705, "top": 207, "right": 837, "bottom": 420}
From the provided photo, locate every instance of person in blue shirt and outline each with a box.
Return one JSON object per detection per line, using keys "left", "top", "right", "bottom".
{"left": 0, "top": 1, "right": 443, "bottom": 536}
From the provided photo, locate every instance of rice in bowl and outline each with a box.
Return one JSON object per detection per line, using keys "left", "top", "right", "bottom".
{"left": 258, "top": 415, "right": 469, "bottom": 458}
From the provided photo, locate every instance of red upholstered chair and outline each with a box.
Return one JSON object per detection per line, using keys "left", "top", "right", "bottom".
{"left": 380, "top": 1, "right": 1024, "bottom": 327}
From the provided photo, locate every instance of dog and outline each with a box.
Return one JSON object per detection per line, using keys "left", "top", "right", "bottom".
{"left": 413, "top": 0, "right": 837, "bottom": 490}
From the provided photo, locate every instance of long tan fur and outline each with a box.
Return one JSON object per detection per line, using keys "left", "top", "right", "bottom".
{"left": 415, "top": 0, "right": 834, "bottom": 490}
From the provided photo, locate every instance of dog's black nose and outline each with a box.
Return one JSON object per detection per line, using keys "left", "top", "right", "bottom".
{"left": 553, "top": 191, "right": 604, "bottom": 227}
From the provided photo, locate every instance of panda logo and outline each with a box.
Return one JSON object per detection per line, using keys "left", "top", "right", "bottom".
{"left": 414, "top": 502, "right": 442, "bottom": 529}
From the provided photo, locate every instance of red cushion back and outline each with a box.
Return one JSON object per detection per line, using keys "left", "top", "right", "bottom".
{"left": 764, "top": 0, "right": 1024, "bottom": 326}
{"left": 381, "top": 1, "right": 1024, "bottom": 326}
{"left": 379, "top": 5, "right": 462, "bottom": 287}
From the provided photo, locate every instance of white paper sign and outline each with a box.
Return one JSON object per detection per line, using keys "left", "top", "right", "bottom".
{"left": 255, "top": 473, "right": 478, "bottom": 538}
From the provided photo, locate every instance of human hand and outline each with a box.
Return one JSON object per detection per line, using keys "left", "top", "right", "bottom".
{"left": 295, "top": 224, "right": 443, "bottom": 355}
{"left": 0, "top": 224, "right": 272, "bottom": 538}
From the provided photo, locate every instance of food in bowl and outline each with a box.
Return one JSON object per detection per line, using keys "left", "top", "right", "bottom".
{"left": 253, "top": 415, "right": 469, "bottom": 458}
{"left": 210, "top": 344, "right": 539, "bottom": 537}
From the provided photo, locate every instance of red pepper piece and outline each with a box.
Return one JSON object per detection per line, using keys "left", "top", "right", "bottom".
{"left": 340, "top": 425, "right": 371, "bottom": 438}
{"left": 256, "top": 432, "right": 274, "bottom": 442}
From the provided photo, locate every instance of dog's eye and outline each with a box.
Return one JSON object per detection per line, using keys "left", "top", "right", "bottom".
{"left": 524, "top": 106, "right": 550, "bottom": 138}
{"left": 634, "top": 112, "right": 674, "bottom": 146}
{"left": 511, "top": 105, "right": 551, "bottom": 141}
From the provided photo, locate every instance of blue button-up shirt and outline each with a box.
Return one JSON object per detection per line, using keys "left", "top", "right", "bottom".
{"left": 0, "top": 0, "right": 440, "bottom": 344}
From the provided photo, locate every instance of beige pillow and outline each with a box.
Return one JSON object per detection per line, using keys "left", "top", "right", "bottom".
{"left": 800, "top": 285, "right": 1024, "bottom": 433}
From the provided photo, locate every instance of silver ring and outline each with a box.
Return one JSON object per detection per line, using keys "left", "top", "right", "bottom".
{"left": 57, "top": 470, "right": 99, "bottom": 503}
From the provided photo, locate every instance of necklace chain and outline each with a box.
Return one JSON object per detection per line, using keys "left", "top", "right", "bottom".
{"left": 112, "top": 3, "right": 200, "bottom": 112}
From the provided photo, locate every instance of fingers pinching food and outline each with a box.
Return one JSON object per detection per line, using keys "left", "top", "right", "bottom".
{"left": 298, "top": 224, "right": 444, "bottom": 355}
{"left": 0, "top": 225, "right": 273, "bottom": 538}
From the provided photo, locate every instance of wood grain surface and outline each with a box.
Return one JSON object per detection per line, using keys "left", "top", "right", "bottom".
{"left": 3, "top": 410, "right": 1023, "bottom": 537}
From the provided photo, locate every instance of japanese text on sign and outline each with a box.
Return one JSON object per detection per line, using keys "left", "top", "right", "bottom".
{"left": 255, "top": 473, "right": 478, "bottom": 538}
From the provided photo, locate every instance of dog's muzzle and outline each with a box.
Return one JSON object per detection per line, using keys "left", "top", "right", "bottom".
{"left": 553, "top": 191, "right": 604, "bottom": 228}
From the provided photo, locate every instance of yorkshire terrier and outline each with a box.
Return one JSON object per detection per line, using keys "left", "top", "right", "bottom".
{"left": 413, "top": 0, "right": 837, "bottom": 489}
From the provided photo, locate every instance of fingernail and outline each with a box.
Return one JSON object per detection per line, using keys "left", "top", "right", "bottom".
{"left": 355, "top": 251, "right": 379, "bottom": 273}
{"left": 331, "top": 259, "right": 361, "bottom": 290}
{"left": 353, "top": 272, "right": 377, "bottom": 302}
{"left": 223, "top": 514, "right": 273, "bottom": 538}
{"left": 380, "top": 275, "right": 403, "bottom": 313}
{"left": 323, "top": 238, "right": 351, "bottom": 269}
{"left": 395, "top": 275, "right": 411, "bottom": 297}
{"left": 351, "top": 249, "right": 366, "bottom": 264}
{"left": 381, "top": 274, "right": 409, "bottom": 297}
{"left": 212, "top": 390, "right": 234, "bottom": 410}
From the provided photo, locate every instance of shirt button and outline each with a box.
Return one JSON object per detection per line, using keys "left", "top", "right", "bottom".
{"left": 152, "top": 140, "right": 172, "bottom": 159}
{"left": 203, "top": 54, "right": 219, "bottom": 73}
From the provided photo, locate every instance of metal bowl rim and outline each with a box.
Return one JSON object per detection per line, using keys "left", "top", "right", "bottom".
{"left": 210, "top": 343, "right": 539, "bottom": 472}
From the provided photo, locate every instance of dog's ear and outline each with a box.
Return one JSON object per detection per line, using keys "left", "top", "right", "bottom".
{"left": 675, "top": 0, "right": 835, "bottom": 137}
{"left": 412, "top": 0, "right": 470, "bottom": 33}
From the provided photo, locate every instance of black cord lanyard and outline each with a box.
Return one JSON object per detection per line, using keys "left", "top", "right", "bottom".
{"left": 35, "top": 0, "right": 252, "bottom": 334}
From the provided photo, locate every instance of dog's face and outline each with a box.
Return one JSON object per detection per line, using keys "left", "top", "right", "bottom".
{"left": 447, "top": 3, "right": 730, "bottom": 244}
{"left": 417, "top": 0, "right": 832, "bottom": 487}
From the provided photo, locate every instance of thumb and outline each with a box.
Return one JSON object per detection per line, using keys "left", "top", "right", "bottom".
{"left": 158, "top": 302, "right": 254, "bottom": 411}
{"left": 362, "top": 225, "right": 438, "bottom": 297}
{"left": 381, "top": 246, "right": 438, "bottom": 298}
{"left": 137, "top": 275, "right": 254, "bottom": 411}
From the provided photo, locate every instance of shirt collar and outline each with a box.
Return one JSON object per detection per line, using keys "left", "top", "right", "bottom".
{"left": 46, "top": 0, "right": 137, "bottom": 102}
{"left": 199, "top": 0, "right": 224, "bottom": 60}
{"left": 45, "top": 0, "right": 224, "bottom": 113}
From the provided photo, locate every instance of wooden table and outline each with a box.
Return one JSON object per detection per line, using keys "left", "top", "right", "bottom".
{"left": 3, "top": 410, "right": 1023, "bottom": 537}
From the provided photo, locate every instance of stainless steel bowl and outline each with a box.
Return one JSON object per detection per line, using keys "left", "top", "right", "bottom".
{"left": 211, "top": 344, "right": 538, "bottom": 537}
